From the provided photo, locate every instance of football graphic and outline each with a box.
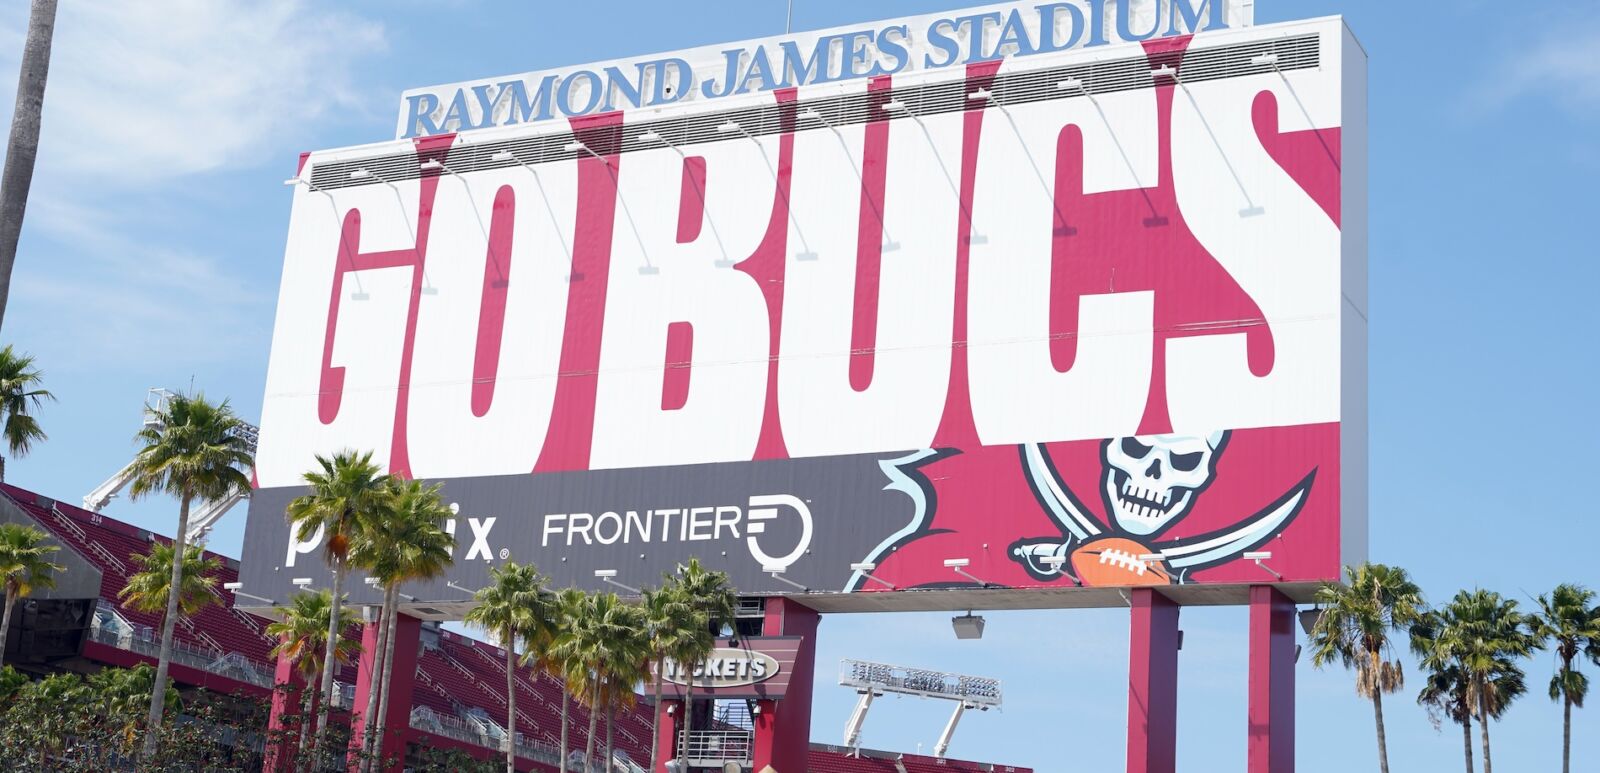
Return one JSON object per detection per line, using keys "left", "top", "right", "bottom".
{"left": 1071, "top": 537, "right": 1174, "bottom": 587}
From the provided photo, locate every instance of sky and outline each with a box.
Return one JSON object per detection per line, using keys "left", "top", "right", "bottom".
{"left": 1, "top": 0, "right": 1598, "bottom": 770}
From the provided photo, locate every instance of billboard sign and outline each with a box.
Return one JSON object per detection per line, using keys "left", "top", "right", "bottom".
{"left": 242, "top": 9, "right": 1365, "bottom": 613}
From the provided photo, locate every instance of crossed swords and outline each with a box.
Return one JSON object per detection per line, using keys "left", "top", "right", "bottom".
{"left": 1012, "top": 443, "right": 1314, "bottom": 581}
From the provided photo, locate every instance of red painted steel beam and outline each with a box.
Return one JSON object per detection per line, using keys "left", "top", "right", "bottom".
{"left": 1127, "top": 589, "right": 1179, "bottom": 773}
{"left": 1248, "top": 585, "right": 1296, "bottom": 773}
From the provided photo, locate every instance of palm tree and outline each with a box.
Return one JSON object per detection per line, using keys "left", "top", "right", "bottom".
{"left": 1535, "top": 583, "right": 1600, "bottom": 773}
{"left": 1429, "top": 589, "right": 1540, "bottom": 773}
{"left": 0, "top": 0, "right": 58, "bottom": 330}
{"left": 265, "top": 589, "right": 362, "bottom": 756}
{"left": 284, "top": 449, "right": 391, "bottom": 759}
{"left": 601, "top": 603, "right": 650, "bottom": 773}
{"left": 642, "top": 585, "right": 704, "bottom": 773}
{"left": 125, "top": 391, "right": 252, "bottom": 759}
{"left": 1414, "top": 652, "right": 1475, "bottom": 773}
{"left": 547, "top": 587, "right": 586, "bottom": 773}
{"left": 668, "top": 559, "right": 735, "bottom": 767}
{"left": 350, "top": 478, "right": 454, "bottom": 772}
{"left": 118, "top": 541, "right": 223, "bottom": 619}
{"left": 552, "top": 592, "right": 641, "bottom": 770}
{"left": 0, "top": 522, "right": 60, "bottom": 655}
{"left": 0, "top": 345, "right": 53, "bottom": 480}
{"left": 1307, "top": 563, "right": 1426, "bottom": 773}
{"left": 465, "top": 560, "right": 548, "bottom": 773}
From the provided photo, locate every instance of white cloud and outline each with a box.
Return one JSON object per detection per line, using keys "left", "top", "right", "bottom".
{"left": 1480, "top": 31, "right": 1600, "bottom": 115}
{"left": 9, "top": 0, "right": 387, "bottom": 181}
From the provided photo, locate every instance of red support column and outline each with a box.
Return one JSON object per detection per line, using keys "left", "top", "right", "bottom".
{"left": 1248, "top": 586, "right": 1296, "bottom": 773}
{"left": 754, "top": 597, "right": 819, "bottom": 773}
{"left": 264, "top": 648, "right": 306, "bottom": 772}
{"left": 653, "top": 699, "right": 682, "bottom": 772}
{"left": 348, "top": 614, "right": 423, "bottom": 773}
{"left": 1127, "top": 589, "right": 1179, "bottom": 773}
{"left": 749, "top": 699, "right": 779, "bottom": 771}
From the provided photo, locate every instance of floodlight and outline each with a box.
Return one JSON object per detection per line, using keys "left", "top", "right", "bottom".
{"left": 715, "top": 120, "right": 742, "bottom": 134}
{"left": 1251, "top": 53, "right": 1280, "bottom": 68}
{"left": 1056, "top": 78, "right": 1085, "bottom": 92}
{"left": 951, "top": 613, "right": 985, "bottom": 640}
{"left": 349, "top": 168, "right": 372, "bottom": 180}
{"left": 636, "top": 131, "right": 663, "bottom": 144}
{"left": 798, "top": 109, "right": 822, "bottom": 121}
{"left": 1298, "top": 608, "right": 1321, "bottom": 636}
{"left": 595, "top": 569, "right": 639, "bottom": 594}
{"left": 764, "top": 564, "right": 808, "bottom": 592}
{"left": 282, "top": 177, "right": 302, "bottom": 186}
{"left": 489, "top": 150, "right": 515, "bottom": 162}
{"left": 562, "top": 141, "right": 587, "bottom": 153}
{"left": 419, "top": 159, "right": 443, "bottom": 171}
{"left": 967, "top": 88, "right": 993, "bottom": 102}
{"left": 851, "top": 561, "right": 895, "bottom": 590}
{"left": 943, "top": 558, "right": 970, "bottom": 568}
{"left": 1138, "top": 553, "right": 1162, "bottom": 563}
{"left": 291, "top": 578, "right": 313, "bottom": 587}
{"left": 594, "top": 569, "right": 618, "bottom": 578}
{"left": 364, "top": 576, "right": 381, "bottom": 586}
{"left": 1246, "top": 551, "right": 1282, "bottom": 580}
{"left": 1151, "top": 64, "right": 1178, "bottom": 80}
{"left": 882, "top": 100, "right": 908, "bottom": 113}
{"left": 1040, "top": 556, "right": 1066, "bottom": 568}
{"left": 222, "top": 582, "right": 243, "bottom": 590}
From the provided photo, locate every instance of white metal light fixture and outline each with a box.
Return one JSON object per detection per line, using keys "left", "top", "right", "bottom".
{"left": 1039, "top": 554, "right": 1082, "bottom": 587}
{"left": 594, "top": 568, "right": 641, "bottom": 595}
{"left": 349, "top": 168, "right": 373, "bottom": 180}
{"left": 489, "top": 150, "right": 516, "bottom": 163}
{"left": 944, "top": 558, "right": 989, "bottom": 587}
{"left": 881, "top": 100, "right": 908, "bottom": 114}
{"left": 764, "top": 564, "right": 809, "bottom": 592}
{"left": 1056, "top": 78, "right": 1086, "bottom": 94}
{"left": 1251, "top": 52, "right": 1280, "bottom": 69}
{"left": 850, "top": 561, "right": 895, "bottom": 590}
{"left": 1151, "top": 64, "right": 1178, "bottom": 80}
{"left": 291, "top": 578, "right": 313, "bottom": 588}
{"left": 1244, "top": 551, "right": 1282, "bottom": 580}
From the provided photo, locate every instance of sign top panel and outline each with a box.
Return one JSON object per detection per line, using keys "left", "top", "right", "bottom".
{"left": 396, "top": 0, "right": 1253, "bottom": 138}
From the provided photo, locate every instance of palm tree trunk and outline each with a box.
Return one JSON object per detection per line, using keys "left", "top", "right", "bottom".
{"left": 1372, "top": 690, "right": 1390, "bottom": 773}
{"left": 314, "top": 560, "right": 346, "bottom": 760}
{"left": 141, "top": 493, "right": 191, "bottom": 760}
{"left": 505, "top": 628, "right": 517, "bottom": 773}
{"left": 1561, "top": 691, "right": 1574, "bottom": 773}
{"left": 605, "top": 705, "right": 614, "bottom": 772}
{"left": 559, "top": 691, "right": 570, "bottom": 773}
{"left": 0, "top": 0, "right": 58, "bottom": 329}
{"left": 648, "top": 662, "right": 663, "bottom": 773}
{"left": 585, "top": 684, "right": 601, "bottom": 771}
{"left": 677, "top": 682, "right": 694, "bottom": 768}
{"left": 371, "top": 589, "right": 402, "bottom": 773}
{"left": 358, "top": 591, "right": 391, "bottom": 773}
{"left": 299, "top": 686, "right": 320, "bottom": 770}
{"left": 0, "top": 584, "right": 16, "bottom": 658}
{"left": 1479, "top": 690, "right": 1493, "bottom": 773}
{"left": 1460, "top": 716, "right": 1473, "bottom": 773}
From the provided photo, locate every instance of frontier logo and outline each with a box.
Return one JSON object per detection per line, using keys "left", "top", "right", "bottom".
{"left": 541, "top": 494, "right": 813, "bottom": 572}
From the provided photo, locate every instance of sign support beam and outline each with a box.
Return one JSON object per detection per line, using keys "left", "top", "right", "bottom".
{"left": 1248, "top": 585, "right": 1296, "bottom": 773}
{"left": 1127, "top": 589, "right": 1179, "bottom": 773}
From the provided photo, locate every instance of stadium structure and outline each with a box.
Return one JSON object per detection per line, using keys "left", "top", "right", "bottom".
{"left": 0, "top": 482, "right": 1028, "bottom": 772}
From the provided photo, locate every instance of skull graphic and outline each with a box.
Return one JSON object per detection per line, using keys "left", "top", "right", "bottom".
{"left": 1101, "top": 431, "right": 1229, "bottom": 537}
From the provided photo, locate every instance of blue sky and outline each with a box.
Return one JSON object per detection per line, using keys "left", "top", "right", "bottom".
{"left": 2, "top": 1, "right": 1597, "bottom": 770}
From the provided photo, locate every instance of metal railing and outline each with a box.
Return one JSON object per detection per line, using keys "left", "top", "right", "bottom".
{"left": 678, "top": 730, "right": 753, "bottom": 765}
{"left": 87, "top": 621, "right": 275, "bottom": 689}
{"left": 407, "top": 706, "right": 619, "bottom": 772}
